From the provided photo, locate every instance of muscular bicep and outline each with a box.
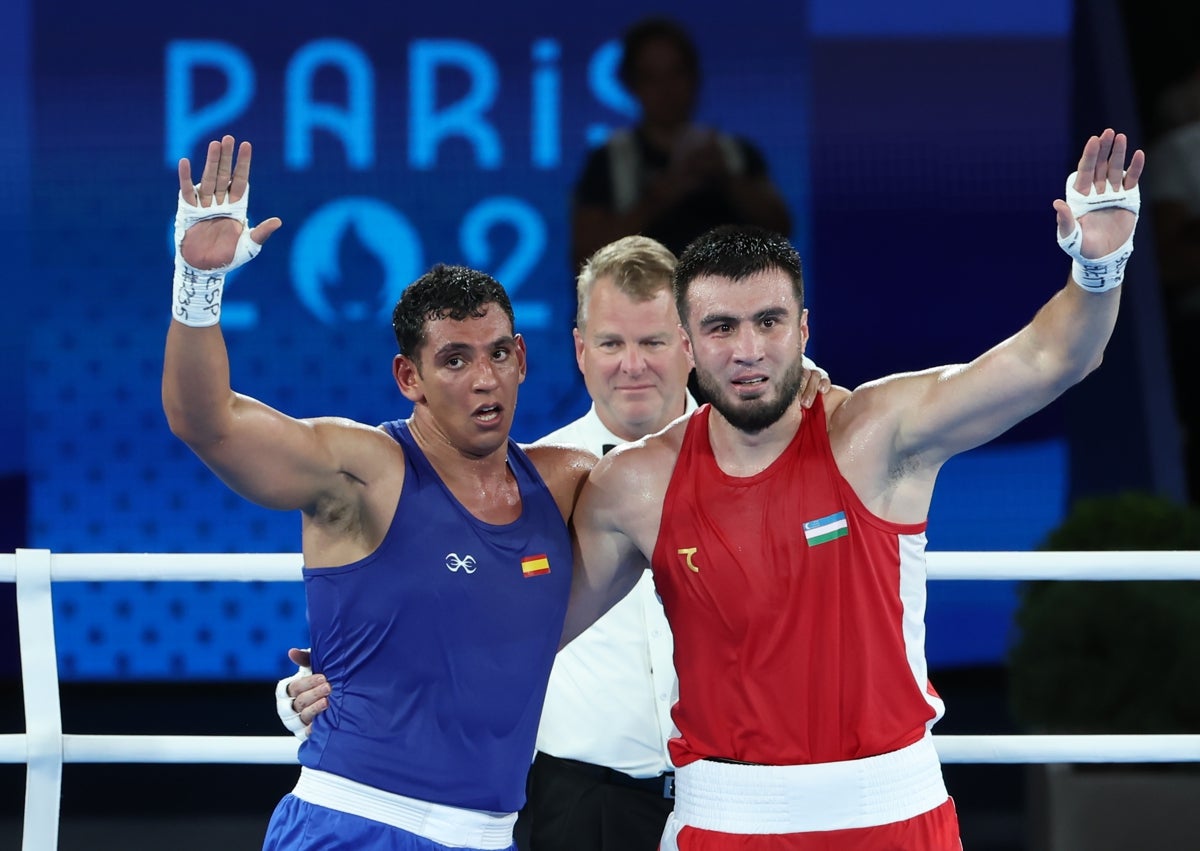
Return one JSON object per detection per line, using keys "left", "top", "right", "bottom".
{"left": 559, "top": 473, "right": 647, "bottom": 649}
{"left": 188, "top": 398, "right": 373, "bottom": 513}
{"left": 889, "top": 289, "right": 1104, "bottom": 467}
{"left": 162, "top": 320, "right": 372, "bottom": 513}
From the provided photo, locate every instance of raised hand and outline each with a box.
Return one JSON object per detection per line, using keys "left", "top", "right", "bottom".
{"left": 1054, "top": 128, "right": 1145, "bottom": 259}
{"left": 177, "top": 135, "right": 281, "bottom": 271}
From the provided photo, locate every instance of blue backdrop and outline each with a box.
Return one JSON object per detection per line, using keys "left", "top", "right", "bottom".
{"left": 3, "top": 0, "right": 1078, "bottom": 678}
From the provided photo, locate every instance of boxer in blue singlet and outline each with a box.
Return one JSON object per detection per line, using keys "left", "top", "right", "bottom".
{"left": 164, "top": 135, "right": 594, "bottom": 850}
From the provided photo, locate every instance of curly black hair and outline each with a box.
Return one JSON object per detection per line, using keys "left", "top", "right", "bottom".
{"left": 391, "top": 264, "right": 515, "bottom": 361}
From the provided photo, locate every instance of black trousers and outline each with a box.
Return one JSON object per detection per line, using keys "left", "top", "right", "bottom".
{"left": 514, "top": 752, "right": 675, "bottom": 851}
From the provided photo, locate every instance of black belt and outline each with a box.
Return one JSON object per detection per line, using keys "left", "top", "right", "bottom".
{"left": 539, "top": 752, "right": 675, "bottom": 798}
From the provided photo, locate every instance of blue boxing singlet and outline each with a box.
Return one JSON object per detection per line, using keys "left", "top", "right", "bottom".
{"left": 297, "top": 420, "right": 572, "bottom": 812}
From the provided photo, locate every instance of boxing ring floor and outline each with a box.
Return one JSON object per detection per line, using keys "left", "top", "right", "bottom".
{"left": 3, "top": 549, "right": 1199, "bottom": 850}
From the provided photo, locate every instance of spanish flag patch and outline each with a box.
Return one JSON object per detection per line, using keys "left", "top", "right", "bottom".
{"left": 521, "top": 554, "right": 551, "bottom": 577}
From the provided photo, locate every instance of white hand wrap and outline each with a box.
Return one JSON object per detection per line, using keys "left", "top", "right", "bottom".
{"left": 1057, "top": 171, "right": 1140, "bottom": 293}
{"left": 275, "top": 662, "right": 313, "bottom": 740}
{"left": 171, "top": 185, "right": 263, "bottom": 326}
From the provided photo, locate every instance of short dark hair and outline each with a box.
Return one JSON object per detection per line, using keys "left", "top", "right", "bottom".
{"left": 618, "top": 17, "right": 700, "bottom": 89}
{"left": 673, "top": 225, "right": 804, "bottom": 326}
{"left": 391, "top": 264, "right": 515, "bottom": 361}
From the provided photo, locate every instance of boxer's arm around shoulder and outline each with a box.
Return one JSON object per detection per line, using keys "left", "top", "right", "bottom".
{"left": 559, "top": 447, "right": 652, "bottom": 649}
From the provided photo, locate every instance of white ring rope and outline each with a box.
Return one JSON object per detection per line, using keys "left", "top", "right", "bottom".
{"left": 926, "top": 550, "right": 1200, "bottom": 580}
{"left": 0, "top": 733, "right": 1196, "bottom": 765}
{"left": 0, "top": 734, "right": 299, "bottom": 764}
{"left": 933, "top": 734, "right": 1200, "bottom": 763}
{"left": 0, "top": 551, "right": 303, "bottom": 582}
{"left": 4, "top": 547, "right": 1200, "bottom": 850}
{"left": 2, "top": 549, "right": 1196, "bottom": 582}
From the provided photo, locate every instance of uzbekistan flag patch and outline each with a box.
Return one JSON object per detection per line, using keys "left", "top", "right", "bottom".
{"left": 803, "top": 511, "right": 848, "bottom": 546}
{"left": 521, "top": 554, "right": 551, "bottom": 577}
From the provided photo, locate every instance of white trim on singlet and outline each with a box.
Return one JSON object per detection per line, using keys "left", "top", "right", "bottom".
{"left": 671, "top": 734, "right": 948, "bottom": 833}
{"left": 291, "top": 767, "right": 516, "bottom": 849}
{"left": 898, "top": 531, "right": 947, "bottom": 726}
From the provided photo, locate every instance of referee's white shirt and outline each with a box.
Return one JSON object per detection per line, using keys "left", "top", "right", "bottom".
{"left": 532, "top": 398, "right": 696, "bottom": 777}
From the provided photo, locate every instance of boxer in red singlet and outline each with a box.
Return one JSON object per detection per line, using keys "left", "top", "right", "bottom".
{"left": 564, "top": 129, "right": 1143, "bottom": 850}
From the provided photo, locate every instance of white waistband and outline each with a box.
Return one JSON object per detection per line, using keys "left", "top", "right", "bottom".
{"left": 673, "top": 734, "right": 948, "bottom": 834}
{"left": 291, "top": 767, "right": 516, "bottom": 849}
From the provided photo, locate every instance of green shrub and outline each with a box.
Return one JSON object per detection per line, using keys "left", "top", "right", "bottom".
{"left": 1008, "top": 492, "right": 1200, "bottom": 734}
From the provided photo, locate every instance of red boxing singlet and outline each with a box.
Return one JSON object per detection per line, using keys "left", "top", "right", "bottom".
{"left": 651, "top": 397, "right": 944, "bottom": 768}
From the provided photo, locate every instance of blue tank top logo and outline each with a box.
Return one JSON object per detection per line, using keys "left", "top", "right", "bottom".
{"left": 444, "top": 552, "right": 478, "bottom": 573}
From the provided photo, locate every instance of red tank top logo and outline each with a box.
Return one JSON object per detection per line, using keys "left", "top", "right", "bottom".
{"left": 677, "top": 547, "right": 701, "bottom": 572}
